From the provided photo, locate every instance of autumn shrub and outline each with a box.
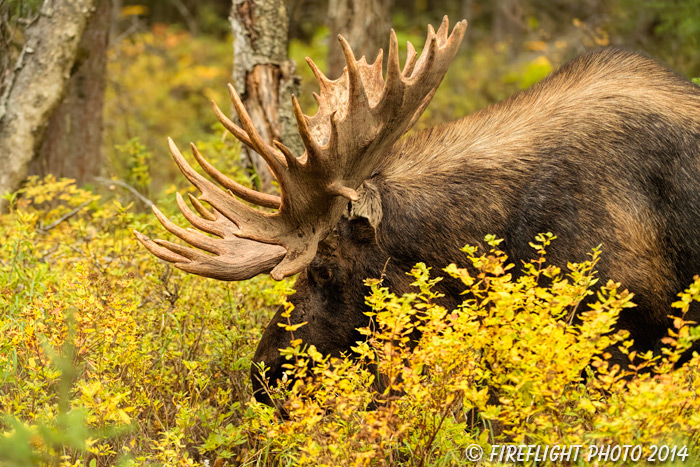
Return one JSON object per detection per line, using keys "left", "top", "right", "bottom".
{"left": 104, "top": 25, "right": 232, "bottom": 193}
{"left": 246, "top": 234, "right": 700, "bottom": 466}
{"left": 0, "top": 176, "right": 284, "bottom": 465}
{"left": 3, "top": 177, "right": 699, "bottom": 466}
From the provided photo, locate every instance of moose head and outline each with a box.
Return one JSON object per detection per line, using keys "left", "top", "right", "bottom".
{"left": 136, "top": 16, "right": 700, "bottom": 405}
{"left": 135, "top": 17, "right": 468, "bottom": 403}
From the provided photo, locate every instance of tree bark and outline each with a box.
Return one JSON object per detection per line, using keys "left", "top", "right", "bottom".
{"left": 0, "top": 0, "right": 99, "bottom": 212}
{"left": 230, "top": 0, "right": 301, "bottom": 193}
{"left": 326, "top": 0, "right": 393, "bottom": 80}
{"left": 29, "top": 0, "right": 111, "bottom": 185}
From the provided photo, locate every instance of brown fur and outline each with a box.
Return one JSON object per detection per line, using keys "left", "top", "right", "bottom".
{"left": 252, "top": 48, "right": 700, "bottom": 404}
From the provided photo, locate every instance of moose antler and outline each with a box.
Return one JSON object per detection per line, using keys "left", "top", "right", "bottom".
{"left": 136, "top": 16, "right": 467, "bottom": 281}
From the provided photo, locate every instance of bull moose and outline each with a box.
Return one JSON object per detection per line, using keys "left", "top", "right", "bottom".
{"left": 135, "top": 17, "right": 700, "bottom": 404}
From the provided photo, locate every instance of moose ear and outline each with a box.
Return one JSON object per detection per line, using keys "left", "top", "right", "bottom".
{"left": 344, "top": 182, "right": 383, "bottom": 243}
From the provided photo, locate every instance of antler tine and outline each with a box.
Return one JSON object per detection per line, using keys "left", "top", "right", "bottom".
{"left": 372, "top": 48, "right": 384, "bottom": 70}
{"left": 168, "top": 137, "right": 274, "bottom": 232}
{"left": 443, "top": 19, "right": 468, "bottom": 54}
{"left": 169, "top": 137, "right": 225, "bottom": 198}
{"left": 187, "top": 193, "right": 215, "bottom": 220}
{"left": 412, "top": 24, "right": 439, "bottom": 80}
{"left": 386, "top": 29, "right": 400, "bottom": 80}
{"left": 305, "top": 57, "right": 332, "bottom": 94}
{"left": 360, "top": 48, "right": 385, "bottom": 107}
{"left": 190, "top": 143, "right": 281, "bottom": 209}
{"left": 273, "top": 140, "right": 300, "bottom": 169}
{"left": 144, "top": 230, "right": 287, "bottom": 281}
{"left": 270, "top": 239, "right": 320, "bottom": 281}
{"left": 135, "top": 230, "right": 189, "bottom": 264}
{"left": 403, "top": 41, "right": 418, "bottom": 76}
{"left": 226, "top": 84, "right": 288, "bottom": 176}
{"left": 381, "top": 29, "right": 405, "bottom": 113}
{"left": 328, "top": 181, "right": 359, "bottom": 201}
{"left": 436, "top": 15, "right": 450, "bottom": 42}
{"left": 140, "top": 19, "right": 467, "bottom": 282}
{"left": 292, "top": 94, "right": 320, "bottom": 159}
{"left": 327, "top": 110, "right": 340, "bottom": 155}
{"left": 428, "top": 22, "right": 436, "bottom": 37}
{"left": 214, "top": 96, "right": 291, "bottom": 185}
{"left": 338, "top": 35, "right": 370, "bottom": 113}
{"left": 212, "top": 100, "right": 255, "bottom": 149}
{"left": 175, "top": 192, "right": 224, "bottom": 238}
{"left": 173, "top": 241, "right": 286, "bottom": 281}
{"left": 153, "top": 237, "right": 212, "bottom": 260}
{"left": 150, "top": 202, "right": 220, "bottom": 254}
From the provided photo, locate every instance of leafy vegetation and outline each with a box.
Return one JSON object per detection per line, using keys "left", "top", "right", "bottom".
{"left": 0, "top": 177, "right": 283, "bottom": 465}
{"left": 3, "top": 2, "right": 700, "bottom": 465}
{"left": 1, "top": 180, "right": 699, "bottom": 465}
{"left": 103, "top": 25, "right": 231, "bottom": 194}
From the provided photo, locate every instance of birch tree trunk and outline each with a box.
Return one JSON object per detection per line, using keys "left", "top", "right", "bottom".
{"left": 0, "top": 0, "right": 99, "bottom": 212}
{"left": 230, "top": 0, "right": 301, "bottom": 193}
{"left": 29, "top": 0, "right": 111, "bottom": 185}
{"left": 326, "top": 0, "right": 393, "bottom": 80}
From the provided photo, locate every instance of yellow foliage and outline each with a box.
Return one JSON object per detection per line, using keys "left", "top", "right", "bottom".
{"left": 1, "top": 178, "right": 699, "bottom": 466}
{"left": 244, "top": 234, "right": 700, "bottom": 465}
{"left": 120, "top": 5, "right": 148, "bottom": 18}
{"left": 0, "top": 177, "right": 282, "bottom": 465}
{"left": 103, "top": 26, "right": 232, "bottom": 193}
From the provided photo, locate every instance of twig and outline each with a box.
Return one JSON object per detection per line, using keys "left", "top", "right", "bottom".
{"left": 172, "top": 0, "right": 198, "bottom": 35}
{"left": 114, "top": 20, "right": 143, "bottom": 44}
{"left": 94, "top": 176, "right": 154, "bottom": 208}
{"left": 38, "top": 199, "right": 92, "bottom": 233}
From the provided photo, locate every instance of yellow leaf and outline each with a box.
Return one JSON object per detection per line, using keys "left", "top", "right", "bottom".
{"left": 525, "top": 40, "right": 548, "bottom": 52}
{"left": 120, "top": 5, "right": 148, "bottom": 17}
{"left": 116, "top": 409, "right": 132, "bottom": 424}
{"left": 593, "top": 30, "right": 609, "bottom": 46}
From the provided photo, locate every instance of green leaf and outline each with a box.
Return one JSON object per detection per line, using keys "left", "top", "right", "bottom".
{"left": 519, "top": 56, "right": 553, "bottom": 89}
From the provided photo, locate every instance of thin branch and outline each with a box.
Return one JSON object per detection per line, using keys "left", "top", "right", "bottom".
{"left": 95, "top": 176, "right": 154, "bottom": 207}
{"left": 171, "top": 0, "right": 198, "bottom": 35}
{"left": 113, "top": 19, "right": 143, "bottom": 44}
{"left": 38, "top": 199, "right": 92, "bottom": 233}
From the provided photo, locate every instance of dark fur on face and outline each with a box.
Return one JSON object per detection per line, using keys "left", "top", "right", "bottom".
{"left": 252, "top": 48, "right": 700, "bottom": 403}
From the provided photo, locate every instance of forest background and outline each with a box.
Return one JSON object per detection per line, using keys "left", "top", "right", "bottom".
{"left": 0, "top": 0, "right": 700, "bottom": 465}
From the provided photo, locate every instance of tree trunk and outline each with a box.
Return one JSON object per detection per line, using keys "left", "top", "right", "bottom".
{"left": 326, "top": 0, "right": 393, "bottom": 80}
{"left": 0, "top": 0, "right": 99, "bottom": 212}
{"left": 230, "top": 0, "right": 301, "bottom": 194}
{"left": 29, "top": 0, "right": 111, "bottom": 185}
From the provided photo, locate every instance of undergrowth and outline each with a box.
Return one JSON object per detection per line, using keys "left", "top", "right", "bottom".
{"left": 1, "top": 177, "right": 699, "bottom": 466}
